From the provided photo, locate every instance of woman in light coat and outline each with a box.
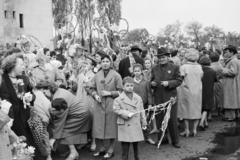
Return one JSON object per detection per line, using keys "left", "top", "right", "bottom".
{"left": 178, "top": 48, "right": 203, "bottom": 137}
{"left": 87, "top": 54, "right": 123, "bottom": 159}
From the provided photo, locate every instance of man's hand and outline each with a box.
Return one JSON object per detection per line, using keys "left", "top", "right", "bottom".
{"left": 151, "top": 81, "right": 157, "bottom": 87}
{"left": 161, "top": 81, "right": 169, "bottom": 87}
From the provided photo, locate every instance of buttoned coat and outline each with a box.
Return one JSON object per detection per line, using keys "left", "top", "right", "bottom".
{"left": 113, "top": 92, "right": 147, "bottom": 142}
{"left": 87, "top": 69, "right": 123, "bottom": 139}
{"left": 221, "top": 56, "right": 240, "bottom": 109}
{"left": 151, "top": 62, "right": 182, "bottom": 143}
{"left": 0, "top": 110, "right": 18, "bottom": 160}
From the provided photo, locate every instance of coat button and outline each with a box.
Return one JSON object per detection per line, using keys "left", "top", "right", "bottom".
{"left": 7, "top": 144, "right": 9, "bottom": 147}
{"left": 5, "top": 131, "right": 7, "bottom": 133}
{"left": 128, "top": 124, "right": 130, "bottom": 126}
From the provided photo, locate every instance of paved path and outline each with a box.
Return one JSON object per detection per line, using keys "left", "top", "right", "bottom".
{"left": 36, "top": 118, "right": 240, "bottom": 160}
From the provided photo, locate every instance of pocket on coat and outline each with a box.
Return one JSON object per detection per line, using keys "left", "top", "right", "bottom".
{"left": 117, "top": 117, "right": 125, "bottom": 125}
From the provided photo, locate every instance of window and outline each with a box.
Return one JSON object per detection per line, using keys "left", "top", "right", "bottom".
{"left": 4, "top": 10, "right": 7, "bottom": 18}
{"left": 19, "top": 14, "right": 24, "bottom": 28}
{"left": 13, "top": 11, "right": 15, "bottom": 19}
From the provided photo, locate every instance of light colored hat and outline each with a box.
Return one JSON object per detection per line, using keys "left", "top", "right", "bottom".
{"left": 185, "top": 48, "right": 199, "bottom": 62}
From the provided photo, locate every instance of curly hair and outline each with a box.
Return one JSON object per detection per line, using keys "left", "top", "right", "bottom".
{"left": 185, "top": 48, "right": 199, "bottom": 62}
{"left": 35, "top": 80, "right": 49, "bottom": 90}
{"left": 51, "top": 98, "right": 68, "bottom": 111}
{"left": 6, "top": 47, "right": 22, "bottom": 57}
{"left": 47, "top": 82, "right": 59, "bottom": 94}
{"left": 1, "top": 53, "right": 24, "bottom": 73}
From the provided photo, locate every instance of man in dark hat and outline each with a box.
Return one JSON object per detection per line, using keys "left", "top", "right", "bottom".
{"left": 222, "top": 45, "right": 240, "bottom": 121}
{"left": 150, "top": 47, "right": 182, "bottom": 148}
{"left": 118, "top": 45, "right": 144, "bottom": 78}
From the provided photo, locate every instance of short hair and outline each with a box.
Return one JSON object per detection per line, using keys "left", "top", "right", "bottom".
{"left": 1, "top": 53, "right": 24, "bottom": 73}
{"left": 133, "top": 63, "right": 143, "bottom": 71}
{"left": 51, "top": 98, "right": 68, "bottom": 111}
{"left": 199, "top": 56, "right": 211, "bottom": 66}
{"left": 185, "top": 48, "right": 199, "bottom": 62}
{"left": 209, "top": 52, "right": 220, "bottom": 62}
{"left": 171, "top": 50, "right": 178, "bottom": 57}
{"left": 225, "top": 48, "right": 237, "bottom": 54}
{"left": 47, "top": 82, "right": 59, "bottom": 94}
{"left": 143, "top": 58, "right": 153, "bottom": 69}
{"left": 101, "top": 54, "right": 112, "bottom": 62}
{"left": 123, "top": 76, "right": 134, "bottom": 85}
{"left": 43, "top": 48, "right": 50, "bottom": 55}
{"left": 50, "top": 51, "right": 56, "bottom": 57}
{"left": 6, "top": 47, "right": 22, "bottom": 57}
{"left": 35, "top": 80, "right": 49, "bottom": 90}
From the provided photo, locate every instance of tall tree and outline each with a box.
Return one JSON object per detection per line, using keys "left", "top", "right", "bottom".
{"left": 97, "top": 0, "right": 122, "bottom": 25}
{"left": 185, "top": 21, "right": 203, "bottom": 43}
{"left": 204, "top": 25, "right": 224, "bottom": 38}
{"left": 123, "top": 28, "right": 149, "bottom": 44}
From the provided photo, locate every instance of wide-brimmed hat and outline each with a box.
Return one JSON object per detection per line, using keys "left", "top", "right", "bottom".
{"left": 156, "top": 47, "right": 170, "bottom": 57}
{"left": 130, "top": 45, "right": 142, "bottom": 52}
{"left": 224, "top": 45, "right": 237, "bottom": 54}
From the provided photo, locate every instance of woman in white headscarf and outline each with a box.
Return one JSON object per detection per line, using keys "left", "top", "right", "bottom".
{"left": 29, "top": 48, "right": 63, "bottom": 87}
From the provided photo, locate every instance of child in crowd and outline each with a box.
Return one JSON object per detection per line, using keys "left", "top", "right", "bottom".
{"left": 113, "top": 76, "right": 147, "bottom": 160}
{"left": 132, "top": 64, "right": 156, "bottom": 144}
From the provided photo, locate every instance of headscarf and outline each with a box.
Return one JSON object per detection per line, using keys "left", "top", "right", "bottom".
{"left": 36, "top": 48, "right": 46, "bottom": 66}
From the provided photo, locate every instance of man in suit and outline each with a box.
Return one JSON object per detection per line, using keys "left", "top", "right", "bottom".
{"left": 118, "top": 45, "right": 144, "bottom": 79}
{"left": 150, "top": 47, "right": 182, "bottom": 148}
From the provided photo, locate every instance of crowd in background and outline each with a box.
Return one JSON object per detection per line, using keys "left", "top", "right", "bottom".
{"left": 0, "top": 36, "right": 240, "bottom": 160}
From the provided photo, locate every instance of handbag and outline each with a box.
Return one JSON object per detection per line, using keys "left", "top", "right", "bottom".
{"left": 0, "top": 109, "right": 10, "bottom": 129}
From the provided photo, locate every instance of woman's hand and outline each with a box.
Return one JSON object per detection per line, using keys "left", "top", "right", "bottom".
{"left": 50, "top": 139, "right": 56, "bottom": 149}
{"left": 94, "top": 95, "right": 102, "bottom": 103}
{"left": 100, "top": 90, "right": 111, "bottom": 97}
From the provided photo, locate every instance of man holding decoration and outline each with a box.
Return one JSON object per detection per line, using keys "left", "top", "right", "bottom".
{"left": 150, "top": 47, "right": 182, "bottom": 148}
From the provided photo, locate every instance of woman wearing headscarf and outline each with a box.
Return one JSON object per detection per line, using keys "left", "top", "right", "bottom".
{"left": 29, "top": 48, "right": 63, "bottom": 87}
{"left": 40, "top": 81, "right": 92, "bottom": 160}
{"left": 177, "top": 48, "right": 203, "bottom": 137}
{"left": 87, "top": 54, "right": 123, "bottom": 159}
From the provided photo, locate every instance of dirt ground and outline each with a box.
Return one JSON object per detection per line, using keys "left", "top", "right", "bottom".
{"left": 36, "top": 118, "right": 240, "bottom": 160}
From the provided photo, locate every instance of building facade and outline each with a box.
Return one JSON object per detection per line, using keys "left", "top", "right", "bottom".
{"left": 0, "top": 0, "right": 54, "bottom": 50}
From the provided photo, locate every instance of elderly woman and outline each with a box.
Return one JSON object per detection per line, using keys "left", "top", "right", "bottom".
{"left": 178, "top": 48, "right": 203, "bottom": 137}
{"left": 0, "top": 53, "right": 35, "bottom": 146}
{"left": 87, "top": 54, "right": 123, "bottom": 159}
{"left": 198, "top": 56, "right": 218, "bottom": 131}
{"left": 29, "top": 48, "right": 63, "bottom": 87}
{"left": 41, "top": 81, "right": 92, "bottom": 160}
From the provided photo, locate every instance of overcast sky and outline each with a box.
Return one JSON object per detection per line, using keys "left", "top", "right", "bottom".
{"left": 119, "top": 0, "right": 240, "bottom": 35}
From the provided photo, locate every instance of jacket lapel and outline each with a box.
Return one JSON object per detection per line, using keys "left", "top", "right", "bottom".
{"left": 163, "top": 63, "right": 171, "bottom": 80}
{"left": 2, "top": 73, "right": 20, "bottom": 104}
{"left": 120, "top": 92, "right": 137, "bottom": 108}
{"left": 104, "top": 69, "right": 114, "bottom": 85}
{"left": 156, "top": 65, "right": 163, "bottom": 81}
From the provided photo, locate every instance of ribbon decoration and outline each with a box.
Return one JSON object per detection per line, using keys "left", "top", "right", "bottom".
{"left": 132, "top": 97, "right": 177, "bottom": 148}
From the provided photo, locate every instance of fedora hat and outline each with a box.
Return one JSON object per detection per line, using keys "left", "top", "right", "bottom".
{"left": 130, "top": 45, "right": 142, "bottom": 52}
{"left": 224, "top": 45, "right": 237, "bottom": 54}
{"left": 156, "top": 47, "right": 170, "bottom": 57}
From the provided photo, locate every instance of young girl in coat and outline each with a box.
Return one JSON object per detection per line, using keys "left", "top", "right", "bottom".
{"left": 132, "top": 64, "right": 156, "bottom": 145}
{"left": 113, "top": 76, "right": 147, "bottom": 160}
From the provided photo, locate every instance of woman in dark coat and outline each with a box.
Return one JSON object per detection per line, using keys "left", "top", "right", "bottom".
{"left": 0, "top": 53, "right": 35, "bottom": 146}
{"left": 199, "top": 56, "right": 218, "bottom": 130}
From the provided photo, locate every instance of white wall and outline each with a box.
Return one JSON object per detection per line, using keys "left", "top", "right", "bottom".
{"left": 0, "top": 0, "right": 54, "bottom": 49}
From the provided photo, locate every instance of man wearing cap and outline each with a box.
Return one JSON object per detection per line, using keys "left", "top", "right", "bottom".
{"left": 222, "top": 45, "right": 240, "bottom": 121}
{"left": 118, "top": 45, "right": 144, "bottom": 79}
{"left": 150, "top": 47, "right": 182, "bottom": 148}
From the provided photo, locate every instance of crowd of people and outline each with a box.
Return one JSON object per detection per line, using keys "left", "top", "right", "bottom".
{"left": 0, "top": 35, "right": 240, "bottom": 160}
